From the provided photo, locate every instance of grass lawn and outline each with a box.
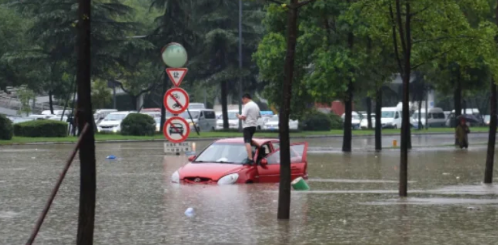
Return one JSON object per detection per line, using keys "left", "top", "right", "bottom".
{"left": 0, "top": 127, "right": 490, "bottom": 145}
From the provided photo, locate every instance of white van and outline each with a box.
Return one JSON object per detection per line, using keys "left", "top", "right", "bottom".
{"left": 97, "top": 111, "right": 134, "bottom": 133}
{"left": 411, "top": 107, "right": 446, "bottom": 127}
{"left": 181, "top": 109, "right": 216, "bottom": 132}
{"left": 381, "top": 107, "right": 402, "bottom": 129}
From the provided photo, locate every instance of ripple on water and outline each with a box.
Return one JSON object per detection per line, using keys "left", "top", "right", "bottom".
{"left": 360, "top": 197, "right": 498, "bottom": 205}
{"left": 0, "top": 211, "right": 19, "bottom": 219}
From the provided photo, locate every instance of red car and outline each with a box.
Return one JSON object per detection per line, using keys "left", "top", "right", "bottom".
{"left": 171, "top": 138, "right": 309, "bottom": 184}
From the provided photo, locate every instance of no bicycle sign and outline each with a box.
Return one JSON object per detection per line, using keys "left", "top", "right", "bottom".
{"left": 163, "top": 87, "right": 190, "bottom": 115}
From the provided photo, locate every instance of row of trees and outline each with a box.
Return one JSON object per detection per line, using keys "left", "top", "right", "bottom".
{"left": 254, "top": 0, "right": 498, "bottom": 218}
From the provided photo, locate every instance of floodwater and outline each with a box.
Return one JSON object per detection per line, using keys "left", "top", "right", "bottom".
{"left": 1, "top": 134, "right": 498, "bottom": 244}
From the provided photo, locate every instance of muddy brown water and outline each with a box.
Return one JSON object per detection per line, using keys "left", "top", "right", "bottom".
{"left": 1, "top": 134, "right": 497, "bottom": 244}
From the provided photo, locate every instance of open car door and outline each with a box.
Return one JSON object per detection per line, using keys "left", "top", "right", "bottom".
{"left": 258, "top": 142, "right": 308, "bottom": 183}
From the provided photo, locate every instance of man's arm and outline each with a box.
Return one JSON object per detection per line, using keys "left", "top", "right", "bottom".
{"left": 237, "top": 106, "right": 248, "bottom": 120}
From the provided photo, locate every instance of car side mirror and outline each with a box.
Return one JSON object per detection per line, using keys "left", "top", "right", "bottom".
{"left": 188, "top": 155, "right": 196, "bottom": 162}
{"left": 260, "top": 158, "right": 268, "bottom": 167}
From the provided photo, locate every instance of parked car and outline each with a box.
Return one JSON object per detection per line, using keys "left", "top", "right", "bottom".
{"left": 216, "top": 110, "right": 239, "bottom": 130}
{"left": 181, "top": 109, "right": 216, "bottom": 132}
{"left": 411, "top": 107, "right": 446, "bottom": 128}
{"left": 97, "top": 111, "right": 134, "bottom": 133}
{"left": 341, "top": 112, "right": 361, "bottom": 129}
{"left": 360, "top": 114, "right": 375, "bottom": 129}
{"left": 94, "top": 109, "right": 118, "bottom": 124}
{"left": 263, "top": 115, "right": 299, "bottom": 130}
{"left": 171, "top": 138, "right": 308, "bottom": 184}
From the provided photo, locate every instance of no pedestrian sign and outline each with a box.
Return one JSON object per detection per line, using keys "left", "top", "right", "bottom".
{"left": 163, "top": 87, "right": 190, "bottom": 114}
{"left": 163, "top": 116, "right": 190, "bottom": 143}
{"left": 166, "top": 68, "right": 188, "bottom": 87}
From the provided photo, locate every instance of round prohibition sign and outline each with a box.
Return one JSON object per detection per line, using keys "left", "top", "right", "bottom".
{"left": 163, "top": 87, "right": 190, "bottom": 114}
{"left": 163, "top": 116, "right": 190, "bottom": 143}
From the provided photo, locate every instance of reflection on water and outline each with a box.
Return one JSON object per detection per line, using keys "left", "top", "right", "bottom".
{"left": 0, "top": 137, "right": 497, "bottom": 244}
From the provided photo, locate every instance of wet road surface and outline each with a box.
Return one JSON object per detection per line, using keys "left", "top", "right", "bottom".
{"left": 1, "top": 135, "right": 498, "bottom": 244}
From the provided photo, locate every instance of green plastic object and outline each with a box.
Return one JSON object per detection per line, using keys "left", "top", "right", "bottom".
{"left": 291, "top": 177, "right": 310, "bottom": 191}
{"left": 161, "top": 42, "right": 188, "bottom": 68}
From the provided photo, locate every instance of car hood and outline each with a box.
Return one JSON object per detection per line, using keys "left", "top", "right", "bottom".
{"left": 266, "top": 121, "right": 278, "bottom": 126}
{"left": 99, "top": 121, "right": 120, "bottom": 126}
{"left": 217, "top": 119, "right": 238, "bottom": 124}
{"left": 381, "top": 118, "right": 394, "bottom": 123}
{"left": 178, "top": 163, "right": 245, "bottom": 181}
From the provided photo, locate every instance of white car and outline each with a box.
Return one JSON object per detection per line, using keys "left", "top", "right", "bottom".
{"left": 360, "top": 114, "right": 376, "bottom": 129}
{"left": 97, "top": 111, "right": 134, "bottom": 133}
{"left": 216, "top": 110, "right": 240, "bottom": 130}
{"left": 264, "top": 115, "right": 299, "bottom": 130}
{"left": 341, "top": 112, "right": 361, "bottom": 129}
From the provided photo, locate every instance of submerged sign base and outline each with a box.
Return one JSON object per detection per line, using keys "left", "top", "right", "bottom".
{"left": 164, "top": 142, "right": 193, "bottom": 155}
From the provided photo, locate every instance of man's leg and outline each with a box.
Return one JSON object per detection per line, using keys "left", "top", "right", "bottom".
{"left": 243, "top": 128, "right": 253, "bottom": 161}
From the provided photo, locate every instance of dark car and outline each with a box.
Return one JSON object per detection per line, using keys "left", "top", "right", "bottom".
{"left": 169, "top": 123, "right": 184, "bottom": 135}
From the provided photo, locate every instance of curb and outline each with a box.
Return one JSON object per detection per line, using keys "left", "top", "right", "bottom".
{"left": 0, "top": 131, "right": 490, "bottom": 146}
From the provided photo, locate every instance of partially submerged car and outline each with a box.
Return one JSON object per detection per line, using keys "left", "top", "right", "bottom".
{"left": 171, "top": 138, "right": 308, "bottom": 184}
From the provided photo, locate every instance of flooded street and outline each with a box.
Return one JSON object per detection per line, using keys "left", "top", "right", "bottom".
{"left": 1, "top": 135, "right": 498, "bottom": 244}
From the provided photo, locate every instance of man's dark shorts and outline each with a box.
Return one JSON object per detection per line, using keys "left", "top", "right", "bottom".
{"left": 243, "top": 127, "right": 256, "bottom": 144}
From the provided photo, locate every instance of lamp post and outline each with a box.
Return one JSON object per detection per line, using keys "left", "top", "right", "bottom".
{"left": 238, "top": 0, "right": 243, "bottom": 131}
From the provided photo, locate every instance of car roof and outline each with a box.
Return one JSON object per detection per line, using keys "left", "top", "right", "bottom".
{"left": 215, "top": 138, "right": 277, "bottom": 145}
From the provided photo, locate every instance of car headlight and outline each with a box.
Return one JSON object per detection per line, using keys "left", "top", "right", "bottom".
{"left": 171, "top": 171, "right": 180, "bottom": 183}
{"left": 217, "top": 173, "right": 239, "bottom": 185}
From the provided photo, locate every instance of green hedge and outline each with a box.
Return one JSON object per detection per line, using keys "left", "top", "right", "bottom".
{"left": 329, "top": 113, "right": 343, "bottom": 129}
{"left": 14, "top": 120, "right": 68, "bottom": 137}
{"left": 300, "top": 111, "right": 332, "bottom": 131}
{"left": 0, "top": 115, "right": 14, "bottom": 140}
{"left": 121, "top": 113, "right": 156, "bottom": 136}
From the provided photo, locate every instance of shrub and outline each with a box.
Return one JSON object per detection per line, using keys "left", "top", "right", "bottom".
{"left": 120, "top": 113, "right": 156, "bottom": 136}
{"left": 0, "top": 115, "right": 14, "bottom": 140}
{"left": 329, "top": 113, "right": 343, "bottom": 129}
{"left": 300, "top": 111, "right": 332, "bottom": 131}
{"left": 14, "top": 120, "right": 68, "bottom": 137}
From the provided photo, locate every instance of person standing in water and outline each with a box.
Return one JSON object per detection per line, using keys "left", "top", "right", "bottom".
{"left": 456, "top": 117, "right": 470, "bottom": 149}
{"left": 236, "top": 93, "right": 261, "bottom": 164}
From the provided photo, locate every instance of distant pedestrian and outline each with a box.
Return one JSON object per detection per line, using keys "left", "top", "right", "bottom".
{"left": 236, "top": 93, "right": 261, "bottom": 164}
{"left": 456, "top": 117, "right": 470, "bottom": 149}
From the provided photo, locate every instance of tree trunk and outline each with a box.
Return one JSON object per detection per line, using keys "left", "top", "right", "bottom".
{"left": 221, "top": 80, "right": 229, "bottom": 130}
{"left": 425, "top": 89, "right": 429, "bottom": 130}
{"left": 342, "top": 81, "right": 353, "bottom": 152}
{"left": 484, "top": 82, "right": 497, "bottom": 183}
{"left": 49, "top": 91, "right": 54, "bottom": 114}
{"left": 454, "top": 76, "right": 462, "bottom": 144}
{"left": 278, "top": 0, "right": 298, "bottom": 220}
{"left": 417, "top": 99, "right": 422, "bottom": 130}
{"left": 76, "top": 0, "right": 96, "bottom": 244}
{"left": 366, "top": 97, "right": 372, "bottom": 129}
{"left": 130, "top": 96, "right": 138, "bottom": 111}
{"left": 160, "top": 71, "right": 168, "bottom": 133}
{"left": 375, "top": 88, "right": 382, "bottom": 151}
{"left": 396, "top": 0, "right": 411, "bottom": 197}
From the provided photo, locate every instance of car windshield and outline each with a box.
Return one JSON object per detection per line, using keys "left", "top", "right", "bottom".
{"left": 103, "top": 114, "right": 127, "bottom": 121}
{"left": 269, "top": 116, "right": 278, "bottom": 122}
{"left": 194, "top": 143, "right": 254, "bottom": 164}
{"left": 352, "top": 114, "right": 360, "bottom": 120}
{"left": 381, "top": 111, "right": 395, "bottom": 118}
{"left": 180, "top": 111, "right": 200, "bottom": 119}
{"left": 227, "top": 112, "right": 237, "bottom": 119}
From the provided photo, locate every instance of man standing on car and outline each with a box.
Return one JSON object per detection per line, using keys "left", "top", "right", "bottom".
{"left": 237, "top": 93, "right": 261, "bottom": 164}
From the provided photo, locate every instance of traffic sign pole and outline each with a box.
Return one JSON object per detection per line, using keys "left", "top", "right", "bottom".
{"left": 161, "top": 42, "right": 199, "bottom": 150}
